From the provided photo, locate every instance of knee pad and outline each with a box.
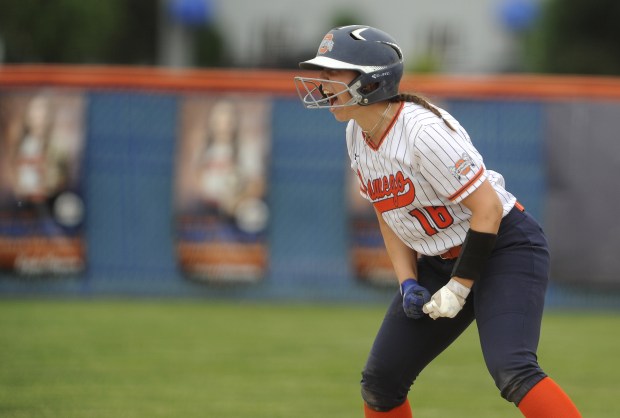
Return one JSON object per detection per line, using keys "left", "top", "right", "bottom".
{"left": 360, "top": 379, "right": 407, "bottom": 412}
{"left": 489, "top": 365, "right": 547, "bottom": 404}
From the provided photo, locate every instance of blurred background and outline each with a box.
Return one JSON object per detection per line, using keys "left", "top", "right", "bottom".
{"left": 0, "top": 0, "right": 620, "bottom": 75}
{"left": 1, "top": 2, "right": 619, "bottom": 418}
{"left": 1, "top": 0, "right": 619, "bottom": 74}
{"left": 0, "top": 0, "right": 619, "bottom": 304}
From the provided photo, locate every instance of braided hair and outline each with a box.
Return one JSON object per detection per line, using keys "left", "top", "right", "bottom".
{"left": 391, "top": 93, "right": 455, "bottom": 132}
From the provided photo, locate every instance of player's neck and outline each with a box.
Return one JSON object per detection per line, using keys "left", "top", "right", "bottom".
{"left": 359, "top": 102, "right": 395, "bottom": 145}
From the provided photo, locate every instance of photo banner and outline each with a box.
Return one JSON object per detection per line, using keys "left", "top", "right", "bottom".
{"left": 174, "top": 95, "right": 271, "bottom": 284}
{"left": 0, "top": 90, "right": 87, "bottom": 276}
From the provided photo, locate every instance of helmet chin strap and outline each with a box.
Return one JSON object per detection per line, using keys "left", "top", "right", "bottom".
{"left": 347, "top": 78, "right": 365, "bottom": 105}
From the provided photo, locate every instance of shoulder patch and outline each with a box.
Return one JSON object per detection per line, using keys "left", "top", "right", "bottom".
{"left": 450, "top": 153, "right": 475, "bottom": 180}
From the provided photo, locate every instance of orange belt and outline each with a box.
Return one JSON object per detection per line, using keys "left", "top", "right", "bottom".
{"left": 514, "top": 200, "right": 525, "bottom": 212}
{"left": 439, "top": 201, "right": 525, "bottom": 260}
{"left": 439, "top": 245, "right": 462, "bottom": 260}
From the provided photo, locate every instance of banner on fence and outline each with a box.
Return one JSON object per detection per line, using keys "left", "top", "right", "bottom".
{"left": 174, "top": 95, "right": 271, "bottom": 284}
{"left": 0, "top": 90, "right": 87, "bottom": 276}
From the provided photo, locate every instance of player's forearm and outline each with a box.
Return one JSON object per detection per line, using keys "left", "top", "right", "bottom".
{"left": 375, "top": 209, "right": 418, "bottom": 283}
{"left": 385, "top": 236, "right": 418, "bottom": 283}
{"left": 454, "top": 181, "right": 503, "bottom": 288}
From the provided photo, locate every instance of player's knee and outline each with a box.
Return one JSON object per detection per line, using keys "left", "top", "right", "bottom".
{"left": 360, "top": 378, "right": 407, "bottom": 412}
{"left": 487, "top": 362, "right": 546, "bottom": 404}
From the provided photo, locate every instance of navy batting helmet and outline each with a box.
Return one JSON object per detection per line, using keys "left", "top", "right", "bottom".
{"left": 294, "top": 25, "right": 404, "bottom": 108}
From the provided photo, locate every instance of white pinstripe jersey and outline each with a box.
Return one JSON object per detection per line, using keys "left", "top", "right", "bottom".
{"left": 347, "top": 102, "right": 517, "bottom": 256}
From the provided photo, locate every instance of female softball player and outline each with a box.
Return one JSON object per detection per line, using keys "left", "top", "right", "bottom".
{"left": 294, "top": 25, "right": 581, "bottom": 418}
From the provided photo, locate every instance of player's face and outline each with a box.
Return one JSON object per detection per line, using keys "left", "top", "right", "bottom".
{"left": 319, "top": 69, "right": 359, "bottom": 121}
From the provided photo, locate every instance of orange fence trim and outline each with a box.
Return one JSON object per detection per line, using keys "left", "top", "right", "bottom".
{"left": 2, "top": 65, "right": 620, "bottom": 100}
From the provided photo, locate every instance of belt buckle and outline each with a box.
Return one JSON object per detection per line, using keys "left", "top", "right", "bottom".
{"left": 440, "top": 245, "right": 461, "bottom": 260}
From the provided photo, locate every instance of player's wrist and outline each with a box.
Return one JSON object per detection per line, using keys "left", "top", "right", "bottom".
{"left": 446, "top": 278, "right": 471, "bottom": 299}
{"left": 399, "top": 278, "right": 418, "bottom": 295}
{"left": 451, "top": 276, "right": 474, "bottom": 289}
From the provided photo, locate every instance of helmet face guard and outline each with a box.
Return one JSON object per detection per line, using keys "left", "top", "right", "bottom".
{"left": 295, "top": 25, "right": 404, "bottom": 109}
{"left": 293, "top": 76, "right": 363, "bottom": 109}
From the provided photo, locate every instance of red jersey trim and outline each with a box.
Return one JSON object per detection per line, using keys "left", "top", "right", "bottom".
{"left": 448, "top": 167, "right": 485, "bottom": 201}
{"left": 363, "top": 102, "right": 405, "bottom": 151}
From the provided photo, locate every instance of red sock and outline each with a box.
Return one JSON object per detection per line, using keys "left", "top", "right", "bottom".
{"left": 364, "top": 400, "right": 412, "bottom": 418}
{"left": 518, "top": 377, "right": 581, "bottom": 417}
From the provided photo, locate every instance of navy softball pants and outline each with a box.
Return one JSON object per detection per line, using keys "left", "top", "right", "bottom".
{"left": 361, "top": 206, "right": 550, "bottom": 411}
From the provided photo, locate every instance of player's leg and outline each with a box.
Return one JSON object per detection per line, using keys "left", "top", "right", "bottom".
{"left": 363, "top": 399, "right": 412, "bottom": 418}
{"left": 517, "top": 376, "right": 582, "bottom": 417}
{"left": 474, "top": 208, "right": 581, "bottom": 417}
{"left": 361, "top": 255, "right": 475, "bottom": 417}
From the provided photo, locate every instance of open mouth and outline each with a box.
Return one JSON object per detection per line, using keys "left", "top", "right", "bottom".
{"left": 320, "top": 86, "right": 337, "bottom": 106}
{"left": 293, "top": 76, "right": 351, "bottom": 109}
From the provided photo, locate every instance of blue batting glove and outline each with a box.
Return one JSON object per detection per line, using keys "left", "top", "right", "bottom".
{"left": 400, "top": 278, "right": 431, "bottom": 319}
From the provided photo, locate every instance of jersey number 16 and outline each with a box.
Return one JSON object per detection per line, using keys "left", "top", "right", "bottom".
{"left": 409, "top": 206, "right": 454, "bottom": 236}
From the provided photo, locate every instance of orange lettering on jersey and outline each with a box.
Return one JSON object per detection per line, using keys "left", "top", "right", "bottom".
{"left": 365, "top": 171, "right": 416, "bottom": 213}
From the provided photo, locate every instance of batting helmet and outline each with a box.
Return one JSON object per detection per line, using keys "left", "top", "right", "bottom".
{"left": 295, "top": 25, "right": 404, "bottom": 108}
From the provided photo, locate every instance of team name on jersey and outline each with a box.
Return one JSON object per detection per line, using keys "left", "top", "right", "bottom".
{"left": 358, "top": 169, "right": 416, "bottom": 213}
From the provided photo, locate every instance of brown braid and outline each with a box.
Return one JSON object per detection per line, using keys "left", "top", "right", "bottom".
{"left": 391, "top": 93, "right": 456, "bottom": 132}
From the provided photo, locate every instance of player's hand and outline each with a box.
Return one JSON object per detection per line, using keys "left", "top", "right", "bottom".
{"left": 400, "top": 278, "right": 431, "bottom": 319}
{"left": 423, "top": 279, "right": 471, "bottom": 320}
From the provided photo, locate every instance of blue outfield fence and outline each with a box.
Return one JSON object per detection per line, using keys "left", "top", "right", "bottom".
{"left": 0, "top": 68, "right": 618, "bottom": 309}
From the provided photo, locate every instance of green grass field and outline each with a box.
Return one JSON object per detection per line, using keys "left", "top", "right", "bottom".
{"left": 0, "top": 300, "right": 618, "bottom": 418}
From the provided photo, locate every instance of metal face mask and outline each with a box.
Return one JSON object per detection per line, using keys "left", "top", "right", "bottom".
{"left": 293, "top": 76, "right": 363, "bottom": 109}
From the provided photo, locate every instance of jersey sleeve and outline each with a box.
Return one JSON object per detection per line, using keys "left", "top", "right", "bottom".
{"left": 414, "top": 122, "right": 487, "bottom": 204}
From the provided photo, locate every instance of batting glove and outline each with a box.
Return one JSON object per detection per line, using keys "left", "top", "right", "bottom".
{"left": 400, "top": 278, "right": 431, "bottom": 319}
{"left": 423, "top": 279, "right": 471, "bottom": 320}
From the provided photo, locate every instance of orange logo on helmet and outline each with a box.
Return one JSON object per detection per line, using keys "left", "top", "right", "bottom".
{"left": 318, "top": 34, "right": 334, "bottom": 54}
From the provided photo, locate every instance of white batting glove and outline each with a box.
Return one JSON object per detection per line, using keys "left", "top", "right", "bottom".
{"left": 423, "top": 279, "right": 471, "bottom": 320}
